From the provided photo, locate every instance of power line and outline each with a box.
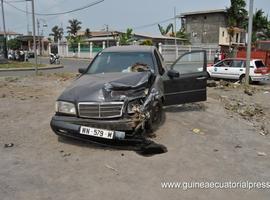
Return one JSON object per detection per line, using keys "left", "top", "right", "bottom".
{"left": 4, "top": 0, "right": 104, "bottom": 16}
{"left": 131, "top": 17, "right": 175, "bottom": 30}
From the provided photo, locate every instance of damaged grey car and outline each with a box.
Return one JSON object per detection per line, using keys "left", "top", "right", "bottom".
{"left": 50, "top": 46, "right": 208, "bottom": 145}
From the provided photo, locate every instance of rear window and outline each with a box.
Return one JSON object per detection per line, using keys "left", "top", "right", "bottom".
{"left": 255, "top": 60, "right": 265, "bottom": 68}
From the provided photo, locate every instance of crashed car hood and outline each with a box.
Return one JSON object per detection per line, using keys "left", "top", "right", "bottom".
{"left": 58, "top": 72, "right": 152, "bottom": 102}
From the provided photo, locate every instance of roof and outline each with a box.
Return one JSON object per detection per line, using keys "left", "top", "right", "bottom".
{"left": 0, "top": 31, "right": 22, "bottom": 35}
{"left": 134, "top": 33, "right": 187, "bottom": 41}
{"left": 102, "top": 45, "right": 155, "bottom": 53}
{"left": 178, "top": 9, "right": 226, "bottom": 18}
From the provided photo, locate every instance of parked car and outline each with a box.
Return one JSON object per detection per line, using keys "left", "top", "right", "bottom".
{"left": 207, "top": 58, "right": 270, "bottom": 83}
{"left": 50, "top": 46, "right": 208, "bottom": 144}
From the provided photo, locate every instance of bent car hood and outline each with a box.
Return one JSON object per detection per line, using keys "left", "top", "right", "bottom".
{"left": 58, "top": 72, "right": 152, "bottom": 102}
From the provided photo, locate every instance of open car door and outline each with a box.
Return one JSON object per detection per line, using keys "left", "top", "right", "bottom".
{"left": 163, "top": 50, "right": 208, "bottom": 106}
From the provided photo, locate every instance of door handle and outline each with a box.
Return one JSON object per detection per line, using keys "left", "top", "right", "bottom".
{"left": 196, "top": 76, "right": 207, "bottom": 80}
{"left": 225, "top": 68, "right": 228, "bottom": 70}
{"left": 240, "top": 69, "right": 243, "bottom": 71}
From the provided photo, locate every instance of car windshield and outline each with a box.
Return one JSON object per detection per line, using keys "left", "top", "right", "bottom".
{"left": 86, "top": 52, "right": 154, "bottom": 74}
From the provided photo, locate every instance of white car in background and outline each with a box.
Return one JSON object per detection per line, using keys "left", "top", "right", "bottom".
{"left": 207, "top": 58, "right": 270, "bottom": 83}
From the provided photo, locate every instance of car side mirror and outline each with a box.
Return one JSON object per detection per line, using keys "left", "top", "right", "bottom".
{"left": 78, "top": 68, "right": 86, "bottom": 74}
{"left": 167, "top": 69, "right": 179, "bottom": 78}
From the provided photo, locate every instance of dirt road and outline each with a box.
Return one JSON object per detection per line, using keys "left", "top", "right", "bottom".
{"left": 0, "top": 75, "right": 270, "bottom": 200}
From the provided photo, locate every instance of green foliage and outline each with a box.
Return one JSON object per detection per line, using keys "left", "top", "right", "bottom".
{"left": 119, "top": 28, "right": 134, "bottom": 45}
{"left": 158, "top": 23, "right": 174, "bottom": 36}
{"left": 7, "top": 38, "right": 21, "bottom": 50}
{"left": 67, "top": 19, "right": 82, "bottom": 36}
{"left": 226, "top": 0, "right": 248, "bottom": 28}
{"left": 67, "top": 35, "right": 82, "bottom": 52}
{"left": 176, "top": 28, "right": 190, "bottom": 44}
{"left": 140, "top": 39, "right": 153, "bottom": 46}
{"left": 49, "top": 25, "right": 64, "bottom": 42}
{"left": 85, "top": 28, "right": 91, "bottom": 38}
{"left": 252, "top": 9, "right": 269, "bottom": 41}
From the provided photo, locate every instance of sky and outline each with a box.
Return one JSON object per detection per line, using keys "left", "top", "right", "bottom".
{"left": 1, "top": 0, "right": 270, "bottom": 36}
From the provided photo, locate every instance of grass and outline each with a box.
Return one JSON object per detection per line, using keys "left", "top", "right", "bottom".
{"left": 0, "top": 61, "right": 46, "bottom": 69}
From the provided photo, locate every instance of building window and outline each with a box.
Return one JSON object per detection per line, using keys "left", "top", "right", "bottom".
{"left": 236, "top": 33, "right": 239, "bottom": 43}
{"left": 222, "top": 31, "right": 225, "bottom": 37}
{"left": 204, "top": 16, "right": 207, "bottom": 20}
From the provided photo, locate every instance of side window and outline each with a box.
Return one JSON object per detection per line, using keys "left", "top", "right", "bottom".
{"left": 154, "top": 50, "right": 165, "bottom": 75}
{"left": 171, "top": 51, "right": 205, "bottom": 74}
{"left": 231, "top": 60, "right": 243, "bottom": 68}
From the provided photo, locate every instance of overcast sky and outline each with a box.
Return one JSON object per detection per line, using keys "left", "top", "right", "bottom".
{"left": 1, "top": 0, "right": 270, "bottom": 36}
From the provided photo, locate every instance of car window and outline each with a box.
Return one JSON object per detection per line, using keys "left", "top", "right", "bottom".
{"left": 216, "top": 60, "right": 231, "bottom": 67}
{"left": 87, "top": 52, "right": 155, "bottom": 74}
{"left": 231, "top": 60, "right": 243, "bottom": 68}
{"left": 255, "top": 60, "right": 265, "bottom": 68}
{"left": 154, "top": 50, "right": 165, "bottom": 75}
{"left": 171, "top": 51, "right": 205, "bottom": 74}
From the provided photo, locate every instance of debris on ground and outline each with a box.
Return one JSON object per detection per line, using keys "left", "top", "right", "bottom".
{"left": 105, "top": 164, "right": 119, "bottom": 175}
{"left": 192, "top": 128, "right": 204, "bottom": 135}
{"left": 235, "top": 145, "right": 242, "bottom": 149}
{"left": 4, "top": 143, "right": 14, "bottom": 148}
{"left": 244, "top": 88, "right": 254, "bottom": 96}
{"left": 259, "top": 124, "right": 269, "bottom": 136}
{"left": 257, "top": 152, "right": 267, "bottom": 156}
{"left": 222, "top": 97, "right": 264, "bottom": 120}
{"left": 207, "top": 80, "right": 217, "bottom": 87}
{"left": 263, "top": 91, "right": 269, "bottom": 94}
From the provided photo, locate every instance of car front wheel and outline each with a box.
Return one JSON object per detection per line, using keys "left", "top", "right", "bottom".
{"left": 145, "top": 100, "right": 164, "bottom": 133}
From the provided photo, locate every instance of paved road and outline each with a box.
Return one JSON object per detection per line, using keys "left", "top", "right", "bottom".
{"left": 0, "top": 57, "right": 91, "bottom": 77}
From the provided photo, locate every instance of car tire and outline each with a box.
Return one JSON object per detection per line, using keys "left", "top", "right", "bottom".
{"left": 239, "top": 75, "right": 252, "bottom": 84}
{"left": 145, "top": 100, "right": 164, "bottom": 133}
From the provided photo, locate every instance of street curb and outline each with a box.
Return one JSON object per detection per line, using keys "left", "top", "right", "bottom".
{"left": 0, "top": 65, "right": 64, "bottom": 72}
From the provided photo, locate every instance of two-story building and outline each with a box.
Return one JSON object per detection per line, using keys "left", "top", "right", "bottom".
{"left": 178, "top": 9, "right": 246, "bottom": 48}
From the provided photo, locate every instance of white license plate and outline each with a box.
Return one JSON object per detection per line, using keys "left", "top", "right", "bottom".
{"left": 79, "top": 126, "right": 114, "bottom": 139}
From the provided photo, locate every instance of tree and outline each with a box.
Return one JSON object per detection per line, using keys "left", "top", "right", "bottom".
{"left": 140, "top": 39, "right": 153, "bottom": 46}
{"left": 85, "top": 28, "right": 91, "bottom": 38}
{"left": 252, "top": 9, "right": 269, "bottom": 41}
{"left": 226, "top": 0, "right": 248, "bottom": 47}
{"left": 67, "top": 19, "right": 82, "bottom": 36}
{"left": 119, "top": 28, "right": 134, "bottom": 45}
{"left": 7, "top": 38, "right": 21, "bottom": 50}
{"left": 176, "top": 28, "right": 190, "bottom": 44}
{"left": 49, "top": 26, "right": 63, "bottom": 42}
{"left": 158, "top": 23, "right": 174, "bottom": 36}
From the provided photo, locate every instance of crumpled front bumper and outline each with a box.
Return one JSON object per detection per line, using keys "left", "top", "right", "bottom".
{"left": 50, "top": 115, "right": 143, "bottom": 145}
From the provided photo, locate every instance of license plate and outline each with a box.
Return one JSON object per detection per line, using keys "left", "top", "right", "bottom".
{"left": 80, "top": 126, "right": 114, "bottom": 139}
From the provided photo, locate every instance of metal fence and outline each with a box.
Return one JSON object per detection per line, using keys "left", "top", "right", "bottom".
{"left": 161, "top": 44, "right": 219, "bottom": 65}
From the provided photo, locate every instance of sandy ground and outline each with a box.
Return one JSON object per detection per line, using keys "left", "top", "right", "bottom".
{"left": 0, "top": 75, "right": 270, "bottom": 200}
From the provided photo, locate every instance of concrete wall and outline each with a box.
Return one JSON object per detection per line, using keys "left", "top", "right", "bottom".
{"left": 184, "top": 12, "right": 227, "bottom": 44}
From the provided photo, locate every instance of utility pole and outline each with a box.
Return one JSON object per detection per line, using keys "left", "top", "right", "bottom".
{"left": 27, "top": 0, "right": 38, "bottom": 75}
{"left": 174, "top": 7, "right": 178, "bottom": 59}
{"left": 245, "top": 0, "right": 254, "bottom": 86}
{"left": 1, "top": 0, "right": 7, "bottom": 59}
{"left": 105, "top": 24, "right": 109, "bottom": 48}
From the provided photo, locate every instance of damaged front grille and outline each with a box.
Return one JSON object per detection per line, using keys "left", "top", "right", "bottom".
{"left": 78, "top": 102, "right": 124, "bottom": 119}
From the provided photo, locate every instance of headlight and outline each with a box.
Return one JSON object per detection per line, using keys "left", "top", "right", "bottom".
{"left": 55, "top": 101, "right": 76, "bottom": 115}
{"left": 127, "top": 99, "right": 143, "bottom": 114}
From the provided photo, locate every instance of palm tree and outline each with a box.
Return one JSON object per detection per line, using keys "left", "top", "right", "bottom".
{"left": 119, "top": 28, "right": 134, "bottom": 45}
{"left": 158, "top": 23, "right": 174, "bottom": 36}
{"left": 226, "top": 0, "right": 248, "bottom": 47}
{"left": 67, "top": 19, "right": 82, "bottom": 36}
{"left": 49, "top": 25, "right": 64, "bottom": 42}
{"left": 252, "top": 9, "right": 269, "bottom": 41}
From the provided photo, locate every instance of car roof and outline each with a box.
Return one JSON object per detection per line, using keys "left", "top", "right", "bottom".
{"left": 224, "top": 58, "right": 263, "bottom": 62}
{"left": 102, "top": 45, "right": 156, "bottom": 53}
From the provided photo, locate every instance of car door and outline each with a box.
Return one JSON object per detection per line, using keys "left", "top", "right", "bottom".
{"left": 228, "top": 60, "right": 244, "bottom": 79}
{"left": 211, "top": 59, "right": 232, "bottom": 78}
{"left": 163, "top": 50, "right": 208, "bottom": 106}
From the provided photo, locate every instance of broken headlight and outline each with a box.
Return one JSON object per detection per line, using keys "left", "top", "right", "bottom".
{"left": 55, "top": 101, "right": 76, "bottom": 115}
{"left": 127, "top": 99, "right": 143, "bottom": 114}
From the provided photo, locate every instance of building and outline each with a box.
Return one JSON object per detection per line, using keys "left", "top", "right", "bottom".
{"left": 178, "top": 9, "right": 245, "bottom": 47}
